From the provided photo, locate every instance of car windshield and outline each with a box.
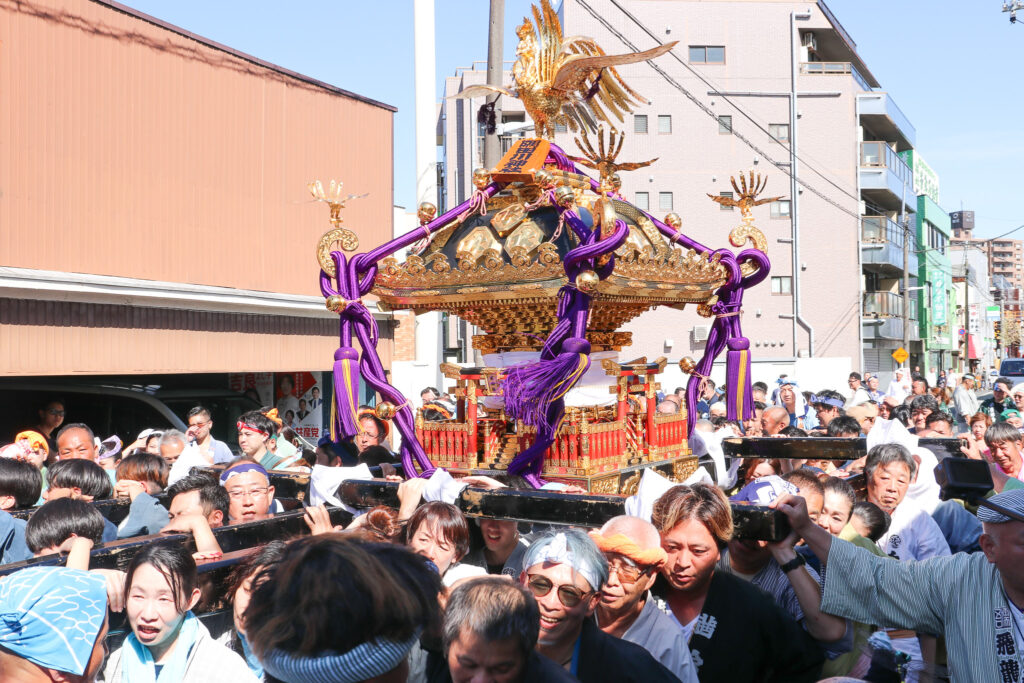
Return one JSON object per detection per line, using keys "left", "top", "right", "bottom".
{"left": 1000, "top": 360, "right": 1024, "bottom": 376}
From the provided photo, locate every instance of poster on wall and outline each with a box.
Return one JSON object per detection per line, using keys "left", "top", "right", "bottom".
{"left": 274, "top": 372, "right": 325, "bottom": 443}
{"left": 228, "top": 373, "right": 274, "bottom": 406}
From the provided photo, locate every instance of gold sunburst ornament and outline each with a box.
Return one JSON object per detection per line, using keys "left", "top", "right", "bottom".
{"left": 452, "top": 0, "right": 676, "bottom": 139}
{"left": 568, "top": 125, "right": 657, "bottom": 190}
{"left": 707, "top": 171, "right": 782, "bottom": 253}
{"left": 311, "top": 179, "right": 368, "bottom": 277}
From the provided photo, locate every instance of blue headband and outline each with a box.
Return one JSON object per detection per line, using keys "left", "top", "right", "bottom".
{"left": 809, "top": 394, "right": 844, "bottom": 409}
{"left": 220, "top": 462, "right": 269, "bottom": 486}
{"left": 260, "top": 632, "right": 421, "bottom": 683}
{"left": 0, "top": 567, "right": 107, "bottom": 675}
{"left": 777, "top": 378, "right": 798, "bottom": 387}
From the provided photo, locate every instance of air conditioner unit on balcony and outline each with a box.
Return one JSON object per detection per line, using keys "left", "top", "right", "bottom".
{"left": 693, "top": 325, "right": 710, "bottom": 343}
{"left": 802, "top": 32, "right": 818, "bottom": 51}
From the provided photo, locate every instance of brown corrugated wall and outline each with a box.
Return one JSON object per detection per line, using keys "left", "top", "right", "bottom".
{"left": 0, "top": 0, "right": 396, "bottom": 375}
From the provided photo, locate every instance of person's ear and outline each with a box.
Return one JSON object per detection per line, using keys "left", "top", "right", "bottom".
{"left": 186, "top": 587, "right": 202, "bottom": 612}
{"left": 980, "top": 532, "right": 999, "bottom": 564}
{"left": 71, "top": 487, "right": 83, "bottom": 500}
{"left": 642, "top": 570, "right": 658, "bottom": 593}
{"left": 210, "top": 510, "right": 224, "bottom": 527}
{"left": 583, "top": 590, "right": 601, "bottom": 617}
{"left": 267, "top": 485, "right": 275, "bottom": 501}
{"left": 0, "top": 495, "right": 15, "bottom": 511}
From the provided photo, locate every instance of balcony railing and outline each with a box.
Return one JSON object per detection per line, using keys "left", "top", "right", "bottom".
{"left": 864, "top": 291, "right": 918, "bottom": 320}
{"left": 800, "top": 61, "right": 870, "bottom": 91}
{"left": 861, "top": 215, "right": 905, "bottom": 247}
{"left": 860, "top": 141, "right": 913, "bottom": 187}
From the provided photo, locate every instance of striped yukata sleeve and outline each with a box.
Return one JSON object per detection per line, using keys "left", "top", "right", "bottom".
{"left": 820, "top": 537, "right": 955, "bottom": 637}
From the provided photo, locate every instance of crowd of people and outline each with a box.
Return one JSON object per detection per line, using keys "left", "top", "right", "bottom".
{"left": 0, "top": 370, "right": 1018, "bottom": 682}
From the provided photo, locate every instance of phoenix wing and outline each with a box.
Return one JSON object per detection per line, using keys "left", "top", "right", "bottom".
{"left": 450, "top": 84, "right": 516, "bottom": 101}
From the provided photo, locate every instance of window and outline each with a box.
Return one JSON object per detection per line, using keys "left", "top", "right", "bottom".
{"left": 769, "top": 123, "right": 790, "bottom": 142}
{"left": 635, "top": 192, "right": 650, "bottom": 210}
{"left": 770, "top": 200, "right": 791, "bottom": 218}
{"left": 718, "top": 115, "right": 732, "bottom": 134}
{"left": 771, "top": 276, "right": 792, "bottom": 295}
{"left": 634, "top": 114, "right": 648, "bottom": 134}
{"left": 659, "top": 192, "right": 674, "bottom": 211}
{"left": 719, "top": 191, "right": 734, "bottom": 210}
{"left": 689, "top": 46, "right": 725, "bottom": 63}
{"left": 658, "top": 115, "right": 672, "bottom": 134}
{"left": 554, "top": 121, "right": 568, "bottom": 133}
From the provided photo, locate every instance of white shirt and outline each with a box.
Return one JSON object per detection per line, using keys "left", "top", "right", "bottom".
{"left": 879, "top": 500, "right": 951, "bottom": 562}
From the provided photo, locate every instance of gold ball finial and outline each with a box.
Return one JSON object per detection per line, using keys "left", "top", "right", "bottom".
{"left": 533, "top": 168, "right": 553, "bottom": 188}
{"left": 417, "top": 202, "right": 437, "bottom": 225}
{"left": 554, "top": 185, "right": 576, "bottom": 208}
{"left": 664, "top": 213, "right": 682, "bottom": 229}
{"left": 697, "top": 303, "right": 714, "bottom": 318}
{"left": 472, "top": 168, "right": 491, "bottom": 189}
{"left": 679, "top": 356, "right": 697, "bottom": 375}
{"left": 325, "top": 295, "right": 349, "bottom": 313}
{"left": 576, "top": 269, "right": 600, "bottom": 294}
{"left": 374, "top": 402, "right": 398, "bottom": 420}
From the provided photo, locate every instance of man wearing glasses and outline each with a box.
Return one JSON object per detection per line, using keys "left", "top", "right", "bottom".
{"left": 591, "top": 516, "right": 697, "bottom": 682}
{"left": 519, "top": 529, "right": 678, "bottom": 682}
{"left": 186, "top": 406, "right": 234, "bottom": 464}
{"left": 219, "top": 461, "right": 276, "bottom": 524}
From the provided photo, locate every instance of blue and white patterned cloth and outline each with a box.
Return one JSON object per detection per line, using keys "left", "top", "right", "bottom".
{"left": 0, "top": 566, "right": 107, "bottom": 675}
{"left": 260, "top": 632, "right": 420, "bottom": 683}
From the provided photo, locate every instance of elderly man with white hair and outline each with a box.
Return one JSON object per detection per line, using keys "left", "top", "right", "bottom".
{"left": 519, "top": 529, "right": 678, "bottom": 682}
{"left": 590, "top": 516, "right": 698, "bottom": 682}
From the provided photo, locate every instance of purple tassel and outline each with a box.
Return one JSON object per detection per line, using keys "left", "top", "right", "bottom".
{"left": 502, "top": 338, "right": 591, "bottom": 427}
{"left": 725, "top": 337, "right": 753, "bottom": 421}
{"left": 332, "top": 347, "right": 361, "bottom": 439}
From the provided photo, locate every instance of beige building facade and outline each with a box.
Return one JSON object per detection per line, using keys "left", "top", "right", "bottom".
{"left": 0, "top": 0, "right": 396, "bottom": 376}
{"left": 442, "top": 0, "right": 925, "bottom": 388}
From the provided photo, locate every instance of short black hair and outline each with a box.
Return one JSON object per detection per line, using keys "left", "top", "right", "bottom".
{"left": 753, "top": 401, "right": 767, "bottom": 411}
{"left": 358, "top": 445, "right": 398, "bottom": 468}
{"left": 849, "top": 372, "right": 862, "bottom": 381}
{"left": 125, "top": 543, "right": 198, "bottom": 613}
{"left": 752, "top": 381, "right": 768, "bottom": 393}
{"left": 25, "top": 498, "right": 105, "bottom": 553}
{"left": 909, "top": 394, "right": 939, "bottom": 414}
{"left": 852, "top": 501, "right": 891, "bottom": 542}
{"left": 56, "top": 423, "right": 95, "bottom": 444}
{"left": 165, "top": 472, "right": 230, "bottom": 521}
{"left": 925, "top": 412, "right": 954, "bottom": 429}
{"left": 240, "top": 410, "right": 276, "bottom": 437}
{"left": 912, "top": 377, "right": 930, "bottom": 389}
{"left": 0, "top": 459, "right": 43, "bottom": 508}
{"left": 187, "top": 406, "right": 212, "bottom": 421}
{"left": 827, "top": 416, "right": 862, "bottom": 437}
{"left": 779, "top": 425, "right": 808, "bottom": 437}
{"left": 889, "top": 404, "right": 912, "bottom": 428}
{"left": 47, "top": 459, "right": 113, "bottom": 500}
{"left": 995, "top": 377, "right": 1013, "bottom": 391}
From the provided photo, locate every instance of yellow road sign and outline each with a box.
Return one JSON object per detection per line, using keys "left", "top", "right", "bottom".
{"left": 892, "top": 347, "right": 909, "bottom": 365}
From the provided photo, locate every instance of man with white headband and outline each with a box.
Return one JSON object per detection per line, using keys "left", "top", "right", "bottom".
{"left": 519, "top": 529, "right": 678, "bottom": 682}
{"left": 220, "top": 461, "right": 276, "bottom": 523}
{"left": 772, "top": 487, "right": 1024, "bottom": 681}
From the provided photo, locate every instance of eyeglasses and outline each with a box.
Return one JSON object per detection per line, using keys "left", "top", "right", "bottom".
{"left": 605, "top": 557, "right": 649, "bottom": 585}
{"left": 47, "top": 409, "right": 65, "bottom": 417}
{"left": 226, "top": 487, "right": 269, "bottom": 500}
{"left": 526, "top": 575, "right": 593, "bottom": 608}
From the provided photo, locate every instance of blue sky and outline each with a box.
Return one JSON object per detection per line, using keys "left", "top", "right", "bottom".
{"left": 123, "top": 0, "right": 1021, "bottom": 239}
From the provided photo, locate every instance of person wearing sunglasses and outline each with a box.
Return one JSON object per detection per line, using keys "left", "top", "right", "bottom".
{"left": 519, "top": 529, "right": 678, "bottom": 682}
{"left": 590, "top": 516, "right": 698, "bottom": 683}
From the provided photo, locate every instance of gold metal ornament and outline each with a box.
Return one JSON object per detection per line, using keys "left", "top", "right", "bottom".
{"left": 374, "top": 402, "right": 398, "bottom": 420}
{"left": 576, "top": 269, "right": 600, "bottom": 294}
{"left": 533, "top": 168, "right": 553, "bottom": 188}
{"left": 325, "top": 295, "right": 349, "bottom": 313}
{"left": 310, "top": 179, "right": 367, "bottom": 276}
{"left": 569, "top": 125, "right": 658, "bottom": 188}
{"left": 608, "top": 172, "right": 622, "bottom": 192}
{"left": 679, "top": 356, "right": 697, "bottom": 375}
{"left": 664, "top": 213, "right": 682, "bottom": 229}
{"left": 418, "top": 202, "right": 437, "bottom": 225}
{"left": 707, "top": 170, "right": 781, "bottom": 253}
{"left": 472, "top": 168, "right": 492, "bottom": 189}
{"left": 697, "top": 303, "right": 714, "bottom": 318}
{"left": 449, "top": 0, "right": 677, "bottom": 139}
{"left": 554, "top": 185, "right": 576, "bottom": 207}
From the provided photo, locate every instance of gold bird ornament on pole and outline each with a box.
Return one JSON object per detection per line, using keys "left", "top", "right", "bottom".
{"left": 451, "top": 0, "right": 677, "bottom": 140}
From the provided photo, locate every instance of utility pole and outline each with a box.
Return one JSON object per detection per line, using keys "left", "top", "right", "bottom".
{"left": 964, "top": 250, "right": 971, "bottom": 374}
{"left": 900, "top": 180, "right": 910, "bottom": 369}
{"left": 482, "top": 0, "right": 505, "bottom": 169}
